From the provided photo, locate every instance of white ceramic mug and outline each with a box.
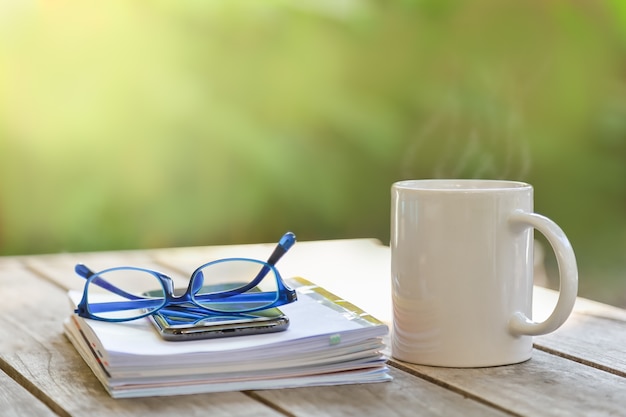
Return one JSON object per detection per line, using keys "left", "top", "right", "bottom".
{"left": 390, "top": 179, "right": 578, "bottom": 367}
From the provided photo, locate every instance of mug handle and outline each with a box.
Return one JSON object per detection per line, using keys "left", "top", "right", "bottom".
{"left": 508, "top": 210, "right": 578, "bottom": 336}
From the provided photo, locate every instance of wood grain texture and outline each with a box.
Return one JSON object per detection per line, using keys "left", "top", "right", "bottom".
{"left": 23, "top": 250, "right": 190, "bottom": 292}
{"left": 391, "top": 349, "right": 626, "bottom": 417}
{"left": 535, "top": 311, "right": 626, "bottom": 377}
{"left": 0, "top": 368, "right": 57, "bottom": 417}
{"left": 254, "top": 367, "right": 509, "bottom": 417}
{"left": 3, "top": 242, "right": 626, "bottom": 417}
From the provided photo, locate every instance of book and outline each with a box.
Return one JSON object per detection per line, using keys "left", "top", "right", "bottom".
{"left": 64, "top": 277, "right": 391, "bottom": 398}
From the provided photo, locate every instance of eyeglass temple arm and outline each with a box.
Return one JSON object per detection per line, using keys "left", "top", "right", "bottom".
{"left": 267, "top": 231, "right": 296, "bottom": 266}
{"left": 88, "top": 291, "right": 283, "bottom": 314}
{"left": 238, "top": 231, "right": 296, "bottom": 293}
{"left": 190, "top": 232, "right": 296, "bottom": 297}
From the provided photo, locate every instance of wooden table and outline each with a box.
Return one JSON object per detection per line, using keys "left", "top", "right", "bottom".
{"left": 1, "top": 238, "right": 625, "bottom": 417}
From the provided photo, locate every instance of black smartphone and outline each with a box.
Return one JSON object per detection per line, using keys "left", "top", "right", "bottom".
{"left": 144, "top": 284, "right": 290, "bottom": 341}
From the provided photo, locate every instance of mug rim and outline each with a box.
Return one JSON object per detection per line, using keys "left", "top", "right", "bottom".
{"left": 393, "top": 179, "right": 532, "bottom": 192}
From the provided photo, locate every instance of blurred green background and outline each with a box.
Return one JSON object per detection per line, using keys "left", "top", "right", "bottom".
{"left": 1, "top": 1, "right": 625, "bottom": 306}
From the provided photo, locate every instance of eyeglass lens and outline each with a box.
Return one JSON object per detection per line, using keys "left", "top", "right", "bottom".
{"left": 85, "top": 268, "right": 167, "bottom": 320}
{"left": 192, "top": 260, "right": 279, "bottom": 313}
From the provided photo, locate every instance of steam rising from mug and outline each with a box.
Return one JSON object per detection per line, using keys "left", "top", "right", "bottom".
{"left": 400, "top": 104, "right": 531, "bottom": 180}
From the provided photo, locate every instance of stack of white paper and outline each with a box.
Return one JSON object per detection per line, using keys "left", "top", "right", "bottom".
{"left": 64, "top": 277, "right": 391, "bottom": 398}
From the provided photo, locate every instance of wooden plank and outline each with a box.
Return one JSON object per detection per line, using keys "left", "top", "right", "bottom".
{"left": 391, "top": 349, "right": 626, "bottom": 417}
{"left": 10, "top": 243, "right": 626, "bottom": 417}
{"left": 534, "top": 311, "right": 626, "bottom": 377}
{"left": 0, "top": 255, "right": 23, "bottom": 269}
{"left": 254, "top": 367, "right": 510, "bottom": 417}
{"left": 23, "top": 250, "right": 192, "bottom": 291}
{"left": 531, "top": 286, "right": 626, "bottom": 376}
{"left": 0, "top": 368, "right": 57, "bottom": 417}
{"left": 533, "top": 286, "right": 626, "bottom": 323}
{"left": 0, "top": 263, "right": 283, "bottom": 417}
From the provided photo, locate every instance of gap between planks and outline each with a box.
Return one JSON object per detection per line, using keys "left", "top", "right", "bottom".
{"left": 0, "top": 356, "right": 71, "bottom": 417}
{"left": 386, "top": 360, "right": 523, "bottom": 417}
{"left": 532, "top": 344, "right": 626, "bottom": 378}
{"left": 244, "top": 391, "right": 297, "bottom": 417}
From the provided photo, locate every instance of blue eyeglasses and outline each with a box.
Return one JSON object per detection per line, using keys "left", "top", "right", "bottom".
{"left": 74, "top": 232, "right": 297, "bottom": 322}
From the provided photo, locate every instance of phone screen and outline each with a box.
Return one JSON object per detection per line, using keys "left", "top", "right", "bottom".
{"left": 144, "top": 284, "right": 290, "bottom": 341}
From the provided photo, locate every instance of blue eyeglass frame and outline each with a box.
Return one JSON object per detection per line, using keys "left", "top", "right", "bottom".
{"left": 74, "top": 232, "right": 297, "bottom": 322}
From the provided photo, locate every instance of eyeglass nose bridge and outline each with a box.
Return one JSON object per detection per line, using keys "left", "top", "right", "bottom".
{"left": 188, "top": 270, "right": 205, "bottom": 294}
{"left": 155, "top": 272, "right": 176, "bottom": 298}
{"left": 159, "top": 275, "right": 198, "bottom": 305}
